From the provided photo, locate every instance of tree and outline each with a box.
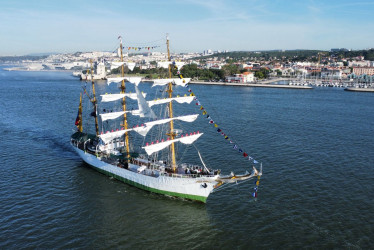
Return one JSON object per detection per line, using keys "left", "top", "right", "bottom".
{"left": 254, "top": 71, "right": 264, "bottom": 79}
{"left": 221, "top": 64, "right": 239, "bottom": 77}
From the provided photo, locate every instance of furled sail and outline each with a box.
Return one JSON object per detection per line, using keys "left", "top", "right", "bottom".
{"left": 133, "top": 114, "right": 199, "bottom": 136}
{"left": 152, "top": 78, "right": 191, "bottom": 87}
{"left": 147, "top": 96, "right": 195, "bottom": 107}
{"left": 142, "top": 132, "right": 203, "bottom": 155}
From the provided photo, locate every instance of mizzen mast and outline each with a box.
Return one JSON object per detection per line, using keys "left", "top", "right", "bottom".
{"left": 165, "top": 35, "right": 177, "bottom": 171}
{"left": 119, "top": 36, "right": 131, "bottom": 161}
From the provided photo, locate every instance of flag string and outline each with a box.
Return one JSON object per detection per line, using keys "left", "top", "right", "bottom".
{"left": 123, "top": 45, "right": 161, "bottom": 51}
{"left": 175, "top": 68, "right": 259, "bottom": 165}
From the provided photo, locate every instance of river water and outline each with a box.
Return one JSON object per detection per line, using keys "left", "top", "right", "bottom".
{"left": 0, "top": 68, "right": 373, "bottom": 249}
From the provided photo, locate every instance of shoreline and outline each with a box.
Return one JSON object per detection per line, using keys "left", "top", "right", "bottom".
{"left": 190, "top": 81, "right": 313, "bottom": 89}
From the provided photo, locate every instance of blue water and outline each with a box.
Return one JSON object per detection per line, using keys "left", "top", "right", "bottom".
{"left": 0, "top": 68, "right": 373, "bottom": 249}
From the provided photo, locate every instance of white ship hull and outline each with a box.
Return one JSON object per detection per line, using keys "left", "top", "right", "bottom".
{"left": 72, "top": 146, "right": 218, "bottom": 202}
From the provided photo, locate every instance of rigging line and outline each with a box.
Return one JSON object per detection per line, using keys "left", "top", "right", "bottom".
{"left": 184, "top": 84, "right": 257, "bottom": 163}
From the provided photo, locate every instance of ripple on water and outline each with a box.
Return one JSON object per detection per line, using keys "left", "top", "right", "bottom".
{"left": 0, "top": 72, "right": 374, "bottom": 248}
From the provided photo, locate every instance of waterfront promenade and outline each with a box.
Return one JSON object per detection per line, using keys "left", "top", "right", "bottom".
{"left": 190, "top": 78, "right": 313, "bottom": 89}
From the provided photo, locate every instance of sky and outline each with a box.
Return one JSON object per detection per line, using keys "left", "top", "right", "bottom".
{"left": 0, "top": 0, "right": 373, "bottom": 56}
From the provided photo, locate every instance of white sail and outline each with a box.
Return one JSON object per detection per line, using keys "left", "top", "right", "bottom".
{"left": 99, "top": 129, "right": 132, "bottom": 144}
{"left": 125, "top": 77, "right": 142, "bottom": 86}
{"left": 133, "top": 114, "right": 199, "bottom": 137}
{"left": 152, "top": 78, "right": 191, "bottom": 87}
{"left": 173, "top": 78, "right": 191, "bottom": 86}
{"left": 100, "top": 111, "right": 126, "bottom": 121}
{"left": 126, "top": 62, "right": 136, "bottom": 71}
{"left": 101, "top": 94, "right": 126, "bottom": 102}
{"left": 174, "top": 62, "right": 185, "bottom": 70}
{"left": 101, "top": 93, "right": 146, "bottom": 102}
{"left": 107, "top": 77, "right": 126, "bottom": 85}
{"left": 110, "top": 62, "right": 136, "bottom": 71}
{"left": 100, "top": 110, "right": 144, "bottom": 122}
{"left": 110, "top": 62, "right": 125, "bottom": 70}
{"left": 152, "top": 79, "right": 172, "bottom": 87}
{"left": 157, "top": 61, "right": 171, "bottom": 69}
{"left": 135, "top": 85, "right": 156, "bottom": 118}
{"left": 142, "top": 132, "right": 203, "bottom": 155}
{"left": 147, "top": 96, "right": 195, "bottom": 107}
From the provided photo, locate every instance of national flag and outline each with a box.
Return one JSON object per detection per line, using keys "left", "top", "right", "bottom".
{"left": 75, "top": 111, "right": 80, "bottom": 126}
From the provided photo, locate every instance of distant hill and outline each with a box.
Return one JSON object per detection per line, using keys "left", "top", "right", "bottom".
{"left": 198, "top": 49, "right": 374, "bottom": 62}
{"left": 202, "top": 50, "right": 326, "bottom": 61}
{"left": 0, "top": 55, "right": 48, "bottom": 62}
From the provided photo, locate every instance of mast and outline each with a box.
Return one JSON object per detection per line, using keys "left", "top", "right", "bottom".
{"left": 90, "top": 60, "right": 100, "bottom": 136}
{"left": 78, "top": 93, "right": 83, "bottom": 132}
{"left": 166, "top": 34, "right": 177, "bottom": 171}
{"left": 119, "top": 36, "right": 131, "bottom": 161}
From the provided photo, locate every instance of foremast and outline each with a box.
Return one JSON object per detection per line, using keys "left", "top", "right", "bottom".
{"left": 89, "top": 60, "right": 99, "bottom": 136}
{"left": 78, "top": 93, "right": 83, "bottom": 132}
{"left": 119, "top": 36, "right": 131, "bottom": 161}
{"left": 165, "top": 35, "right": 177, "bottom": 172}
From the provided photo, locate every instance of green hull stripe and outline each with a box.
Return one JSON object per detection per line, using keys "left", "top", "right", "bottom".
{"left": 89, "top": 165, "right": 207, "bottom": 203}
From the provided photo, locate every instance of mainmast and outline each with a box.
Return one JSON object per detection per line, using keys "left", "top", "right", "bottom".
{"left": 119, "top": 36, "right": 131, "bottom": 161}
{"left": 90, "top": 60, "right": 99, "bottom": 136}
{"left": 166, "top": 34, "right": 177, "bottom": 171}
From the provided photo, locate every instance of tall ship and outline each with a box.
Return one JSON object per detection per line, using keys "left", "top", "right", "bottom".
{"left": 70, "top": 36, "right": 262, "bottom": 203}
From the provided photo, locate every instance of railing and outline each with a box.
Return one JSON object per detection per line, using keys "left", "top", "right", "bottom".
{"left": 160, "top": 172, "right": 216, "bottom": 178}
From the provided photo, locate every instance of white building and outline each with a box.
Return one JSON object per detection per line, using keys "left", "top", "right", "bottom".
{"left": 225, "top": 72, "right": 254, "bottom": 83}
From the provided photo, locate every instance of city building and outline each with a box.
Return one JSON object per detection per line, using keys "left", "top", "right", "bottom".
{"left": 353, "top": 67, "right": 374, "bottom": 76}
